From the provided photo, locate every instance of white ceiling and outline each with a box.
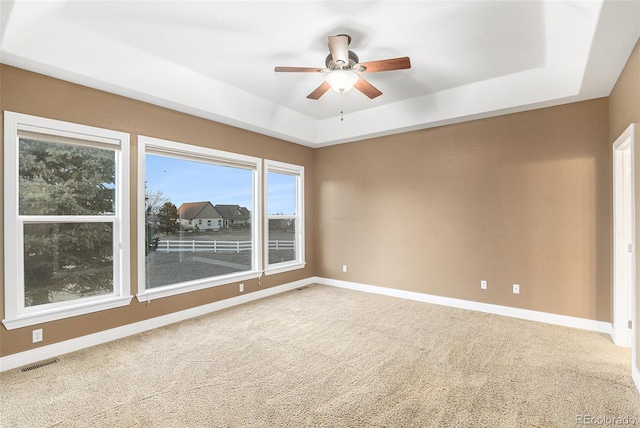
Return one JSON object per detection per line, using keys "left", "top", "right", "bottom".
{"left": 1, "top": 1, "right": 639, "bottom": 147}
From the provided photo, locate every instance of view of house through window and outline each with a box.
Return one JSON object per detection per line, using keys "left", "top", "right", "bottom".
{"left": 144, "top": 153, "right": 255, "bottom": 289}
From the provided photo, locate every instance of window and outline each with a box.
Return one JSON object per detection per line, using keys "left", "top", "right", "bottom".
{"left": 138, "top": 136, "right": 261, "bottom": 301}
{"left": 264, "top": 160, "right": 305, "bottom": 275}
{"left": 3, "top": 112, "right": 131, "bottom": 329}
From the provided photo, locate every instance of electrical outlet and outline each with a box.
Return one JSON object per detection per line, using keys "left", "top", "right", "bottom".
{"left": 513, "top": 284, "right": 520, "bottom": 294}
{"left": 32, "top": 328, "right": 43, "bottom": 343}
{"left": 342, "top": 265, "right": 347, "bottom": 273}
{"left": 239, "top": 283, "right": 244, "bottom": 293}
{"left": 481, "top": 280, "right": 487, "bottom": 290}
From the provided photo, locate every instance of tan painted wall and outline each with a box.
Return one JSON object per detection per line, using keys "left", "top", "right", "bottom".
{"left": 609, "top": 38, "right": 640, "bottom": 371}
{"left": 0, "top": 65, "right": 316, "bottom": 357}
{"left": 315, "top": 99, "right": 611, "bottom": 321}
{"left": 610, "top": 39, "right": 640, "bottom": 143}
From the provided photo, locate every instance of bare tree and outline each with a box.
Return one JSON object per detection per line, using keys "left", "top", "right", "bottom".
{"left": 145, "top": 189, "right": 169, "bottom": 219}
{"left": 145, "top": 188, "right": 169, "bottom": 254}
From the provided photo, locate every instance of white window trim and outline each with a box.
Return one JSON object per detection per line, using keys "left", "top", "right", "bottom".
{"left": 3, "top": 111, "right": 132, "bottom": 330}
{"left": 264, "top": 159, "right": 306, "bottom": 275}
{"left": 137, "top": 135, "right": 262, "bottom": 302}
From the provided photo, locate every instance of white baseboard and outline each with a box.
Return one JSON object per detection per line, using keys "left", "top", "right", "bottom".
{"left": 0, "top": 276, "right": 616, "bottom": 372}
{"left": 314, "top": 277, "right": 613, "bottom": 335}
{"left": 634, "top": 365, "right": 640, "bottom": 395}
{"left": 0, "top": 277, "right": 314, "bottom": 372}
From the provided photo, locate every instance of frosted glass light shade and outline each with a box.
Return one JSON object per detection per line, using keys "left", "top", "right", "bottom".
{"left": 325, "top": 70, "right": 359, "bottom": 93}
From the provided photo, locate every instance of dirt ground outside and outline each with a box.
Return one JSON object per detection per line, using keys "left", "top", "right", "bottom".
{"left": 145, "top": 228, "right": 295, "bottom": 288}
{"left": 152, "top": 228, "right": 294, "bottom": 242}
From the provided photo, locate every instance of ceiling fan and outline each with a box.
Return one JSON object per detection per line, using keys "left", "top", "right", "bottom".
{"left": 274, "top": 34, "right": 411, "bottom": 100}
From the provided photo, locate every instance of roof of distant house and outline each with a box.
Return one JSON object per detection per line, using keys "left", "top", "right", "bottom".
{"left": 177, "top": 201, "right": 220, "bottom": 220}
{"left": 215, "top": 204, "right": 250, "bottom": 220}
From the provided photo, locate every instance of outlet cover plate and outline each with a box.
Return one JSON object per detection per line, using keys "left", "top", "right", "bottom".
{"left": 32, "top": 329, "right": 43, "bottom": 343}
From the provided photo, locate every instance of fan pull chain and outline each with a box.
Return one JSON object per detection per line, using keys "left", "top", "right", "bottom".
{"left": 340, "top": 90, "right": 345, "bottom": 122}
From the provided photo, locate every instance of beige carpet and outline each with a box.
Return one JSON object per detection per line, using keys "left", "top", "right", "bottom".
{"left": 1, "top": 284, "right": 638, "bottom": 427}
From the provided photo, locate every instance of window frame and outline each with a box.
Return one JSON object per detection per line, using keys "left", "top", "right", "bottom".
{"left": 3, "top": 111, "right": 132, "bottom": 330}
{"left": 264, "top": 159, "right": 305, "bottom": 275}
{"left": 137, "top": 135, "right": 262, "bottom": 301}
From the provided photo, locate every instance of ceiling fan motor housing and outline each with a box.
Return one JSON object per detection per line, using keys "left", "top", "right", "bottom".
{"left": 325, "top": 50, "right": 360, "bottom": 70}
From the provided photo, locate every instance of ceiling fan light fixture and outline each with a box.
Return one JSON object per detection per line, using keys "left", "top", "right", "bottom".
{"left": 274, "top": 35, "right": 410, "bottom": 100}
{"left": 325, "top": 70, "right": 359, "bottom": 93}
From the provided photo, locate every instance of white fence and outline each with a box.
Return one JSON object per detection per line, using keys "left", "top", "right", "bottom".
{"left": 156, "top": 240, "right": 294, "bottom": 253}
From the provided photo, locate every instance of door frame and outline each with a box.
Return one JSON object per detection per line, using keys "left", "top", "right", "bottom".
{"left": 612, "top": 124, "right": 637, "bottom": 358}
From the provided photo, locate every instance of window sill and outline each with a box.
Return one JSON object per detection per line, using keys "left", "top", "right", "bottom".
{"left": 264, "top": 261, "right": 306, "bottom": 276}
{"left": 137, "top": 271, "right": 262, "bottom": 302}
{"left": 2, "top": 295, "right": 133, "bottom": 330}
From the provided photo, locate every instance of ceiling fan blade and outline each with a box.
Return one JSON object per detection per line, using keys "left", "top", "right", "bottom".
{"left": 354, "top": 77, "right": 383, "bottom": 99}
{"left": 328, "top": 35, "right": 349, "bottom": 66}
{"left": 275, "top": 66, "right": 324, "bottom": 73}
{"left": 356, "top": 57, "right": 411, "bottom": 73}
{"left": 307, "top": 81, "right": 331, "bottom": 100}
